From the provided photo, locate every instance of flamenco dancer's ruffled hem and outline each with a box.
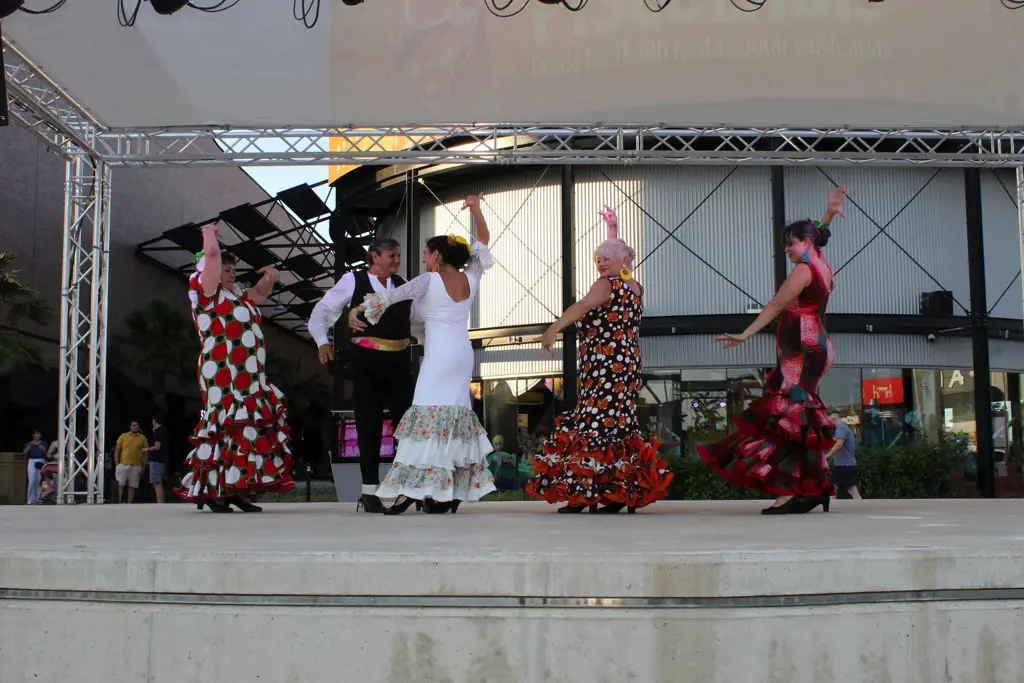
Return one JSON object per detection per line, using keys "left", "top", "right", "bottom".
{"left": 174, "top": 390, "right": 294, "bottom": 502}
{"left": 526, "top": 432, "right": 673, "bottom": 508}
{"left": 698, "top": 388, "right": 835, "bottom": 498}
{"left": 376, "top": 460, "right": 496, "bottom": 502}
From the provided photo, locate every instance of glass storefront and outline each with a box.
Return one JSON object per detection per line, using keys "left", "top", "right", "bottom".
{"left": 476, "top": 367, "right": 1024, "bottom": 498}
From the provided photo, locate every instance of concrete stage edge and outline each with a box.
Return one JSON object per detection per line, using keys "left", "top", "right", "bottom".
{"left": 2, "top": 500, "right": 1023, "bottom": 683}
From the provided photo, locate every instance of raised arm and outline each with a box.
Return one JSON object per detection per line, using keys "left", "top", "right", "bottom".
{"left": 715, "top": 264, "right": 812, "bottom": 349}
{"left": 358, "top": 273, "right": 432, "bottom": 325}
{"left": 461, "top": 194, "right": 489, "bottom": 246}
{"left": 821, "top": 186, "right": 847, "bottom": 227}
{"left": 598, "top": 204, "right": 618, "bottom": 240}
{"left": 308, "top": 272, "right": 356, "bottom": 364}
{"left": 538, "top": 278, "right": 614, "bottom": 356}
{"left": 198, "top": 223, "right": 222, "bottom": 298}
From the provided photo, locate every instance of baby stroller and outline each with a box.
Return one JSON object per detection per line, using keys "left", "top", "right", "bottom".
{"left": 36, "top": 461, "right": 59, "bottom": 505}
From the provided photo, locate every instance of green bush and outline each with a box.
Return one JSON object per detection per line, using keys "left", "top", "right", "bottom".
{"left": 855, "top": 437, "right": 963, "bottom": 499}
{"left": 663, "top": 437, "right": 965, "bottom": 500}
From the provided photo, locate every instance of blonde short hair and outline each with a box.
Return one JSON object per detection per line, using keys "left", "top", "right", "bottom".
{"left": 594, "top": 238, "right": 636, "bottom": 269}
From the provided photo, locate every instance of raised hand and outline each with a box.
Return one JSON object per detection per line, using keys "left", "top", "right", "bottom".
{"left": 200, "top": 221, "right": 221, "bottom": 239}
{"left": 826, "top": 186, "right": 848, "bottom": 219}
{"left": 256, "top": 266, "right": 280, "bottom": 285}
{"left": 714, "top": 332, "right": 748, "bottom": 349}
{"left": 597, "top": 204, "right": 618, "bottom": 229}
{"left": 461, "top": 193, "right": 484, "bottom": 211}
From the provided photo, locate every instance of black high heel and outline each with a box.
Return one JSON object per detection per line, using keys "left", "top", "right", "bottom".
{"left": 384, "top": 496, "right": 420, "bottom": 515}
{"left": 198, "top": 500, "right": 233, "bottom": 513}
{"left": 760, "top": 497, "right": 803, "bottom": 515}
{"left": 424, "top": 499, "right": 462, "bottom": 514}
{"left": 799, "top": 495, "right": 831, "bottom": 513}
{"left": 596, "top": 503, "right": 636, "bottom": 514}
{"left": 226, "top": 496, "right": 263, "bottom": 513}
{"left": 356, "top": 494, "right": 387, "bottom": 514}
{"left": 557, "top": 504, "right": 599, "bottom": 514}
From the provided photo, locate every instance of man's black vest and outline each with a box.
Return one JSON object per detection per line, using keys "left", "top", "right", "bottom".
{"left": 351, "top": 270, "right": 412, "bottom": 340}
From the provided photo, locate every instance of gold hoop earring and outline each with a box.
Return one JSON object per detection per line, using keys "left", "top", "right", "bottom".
{"left": 619, "top": 265, "right": 633, "bottom": 281}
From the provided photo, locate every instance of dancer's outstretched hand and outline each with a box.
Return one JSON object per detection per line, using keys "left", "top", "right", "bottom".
{"left": 714, "top": 332, "right": 748, "bottom": 349}
{"left": 200, "top": 221, "right": 221, "bottom": 238}
{"left": 827, "top": 186, "right": 848, "bottom": 219}
{"left": 538, "top": 329, "right": 557, "bottom": 358}
{"left": 317, "top": 344, "right": 334, "bottom": 365}
{"left": 597, "top": 204, "right": 618, "bottom": 229}
{"left": 461, "top": 193, "right": 484, "bottom": 211}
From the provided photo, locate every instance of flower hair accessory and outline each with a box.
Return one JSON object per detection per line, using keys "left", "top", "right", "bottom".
{"left": 447, "top": 234, "right": 469, "bottom": 248}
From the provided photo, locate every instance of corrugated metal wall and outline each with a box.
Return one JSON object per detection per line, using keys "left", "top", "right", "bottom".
{"left": 981, "top": 169, "right": 1023, "bottom": 321}
{"left": 574, "top": 166, "right": 774, "bottom": 317}
{"left": 473, "top": 342, "right": 563, "bottom": 379}
{"left": 420, "top": 169, "right": 561, "bottom": 328}
{"left": 785, "top": 167, "right": 969, "bottom": 315}
{"left": 640, "top": 334, "right": 775, "bottom": 370}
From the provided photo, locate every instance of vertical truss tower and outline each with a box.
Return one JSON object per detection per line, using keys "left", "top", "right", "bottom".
{"left": 57, "top": 149, "right": 111, "bottom": 504}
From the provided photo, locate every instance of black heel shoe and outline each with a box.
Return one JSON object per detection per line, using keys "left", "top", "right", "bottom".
{"left": 384, "top": 496, "right": 419, "bottom": 515}
{"left": 423, "top": 498, "right": 456, "bottom": 514}
{"left": 226, "top": 496, "right": 262, "bottom": 513}
{"left": 557, "top": 504, "right": 599, "bottom": 513}
{"left": 596, "top": 503, "right": 633, "bottom": 514}
{"left": 356, "top": 494, "right": 387, "bottom": 514}
{"left": 450, "top": 500, "right": 461, "bottom": 514}
{"left": 200, "top": 500, "right": 233, "bottom": 513}
{"left": 761, "top": 497, "right": 803, "bottom": 515}
{"left": 801, "top": 495, "right": 831, "bottom": 513}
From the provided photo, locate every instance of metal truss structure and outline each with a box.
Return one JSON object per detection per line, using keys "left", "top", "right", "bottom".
{"left": 56, "top": 152, "right": 111, "bottom": 505}
{"left": 6, "top": 29, "right": 1024, "bottom": 502}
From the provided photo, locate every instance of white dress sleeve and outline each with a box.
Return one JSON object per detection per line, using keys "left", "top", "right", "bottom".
{"left": 410, "top": 300, "right": 426, "bottom": 343}
{"left": 362, "top": 273, "right": 432, "bottom": 326}
{"left": 464, "top": 242, "right": 494, "bottom": 281}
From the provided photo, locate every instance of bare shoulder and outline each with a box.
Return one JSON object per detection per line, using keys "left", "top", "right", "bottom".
{"left": 625, "top": 279, "right": 643, "bottom": 297}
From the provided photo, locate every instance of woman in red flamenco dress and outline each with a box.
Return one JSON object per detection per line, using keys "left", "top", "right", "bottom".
{"left": 175, "top": 222, "right": 295, "bottom": 513}
{"left": 700, "top": 187, "right": 848, "bottom": 515}
{"left": 527, "top": 205, "right": 674, "bottom": 514}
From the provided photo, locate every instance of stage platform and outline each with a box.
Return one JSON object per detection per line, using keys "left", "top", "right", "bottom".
{"left": 2, "top": 499, "right": 1023, "bottom": 683}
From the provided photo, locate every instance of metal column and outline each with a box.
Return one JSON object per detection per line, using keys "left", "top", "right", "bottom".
{"left": 57, "top": 150, "right": 110, "bottom": 504}
{"left": 770, "top": 167, "right": 788, "bottom": 289}
{"left": 964, "top": 168, "right": 995, "bottom": 498}
{"left": 561, "top": 165, "right": 578, "bottom": 409}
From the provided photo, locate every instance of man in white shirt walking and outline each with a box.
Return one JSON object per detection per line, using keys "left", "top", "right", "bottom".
{"left": 308, "top": 238, "right": 415, "bottom": 513}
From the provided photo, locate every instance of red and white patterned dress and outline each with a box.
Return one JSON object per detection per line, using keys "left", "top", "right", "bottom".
{"left": 175, "top": 270, "right": 295, "bottom": 502}
{"left": 698, "top": 257, "right": 836, "bottom": 496}
{"left": 527, "top": 276, "right": 674, "bottom": 508}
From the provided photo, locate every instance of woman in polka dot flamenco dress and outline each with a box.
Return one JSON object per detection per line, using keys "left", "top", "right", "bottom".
{"left": 175, "top": 222, "right": 295, "bottom": 513}
{"left": 527, "top": 205, "right": 673, "bottom": 514}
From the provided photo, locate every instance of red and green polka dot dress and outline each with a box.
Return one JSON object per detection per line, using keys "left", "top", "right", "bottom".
{"left": 175, "top": 271, "right": 295, "bottom": 502}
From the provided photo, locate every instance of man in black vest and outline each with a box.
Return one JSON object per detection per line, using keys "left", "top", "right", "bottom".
{"left": 309, "top": 237, "right": 415, "bottom": 513}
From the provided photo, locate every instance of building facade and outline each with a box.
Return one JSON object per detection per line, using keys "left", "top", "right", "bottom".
{"left": 336, "top": 163, "right": 1024, "bottom": 497}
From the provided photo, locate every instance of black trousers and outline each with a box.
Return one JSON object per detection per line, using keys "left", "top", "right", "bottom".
{"left": 349, "top": 345, "right": 414, "bottom": 488}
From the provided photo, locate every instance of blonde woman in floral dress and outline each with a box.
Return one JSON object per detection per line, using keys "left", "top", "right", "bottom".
{"left": 353, "top": 195, "right": 495, "bottom": 514}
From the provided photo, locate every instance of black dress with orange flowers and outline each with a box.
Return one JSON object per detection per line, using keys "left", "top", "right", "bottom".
{"left": 527, "top": 276, "right": 674, "bottom": 508}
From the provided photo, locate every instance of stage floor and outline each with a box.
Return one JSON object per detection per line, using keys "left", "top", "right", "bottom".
{"left": 4, "top": 500, "right": 1024, "bottom": 683}
{"left": 2, "top": 499, "right": 1023, "bottom": 599}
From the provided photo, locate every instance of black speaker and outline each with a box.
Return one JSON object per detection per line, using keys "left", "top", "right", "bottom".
{"left": 920, "top": 290, "right": 953, "bottom": 316}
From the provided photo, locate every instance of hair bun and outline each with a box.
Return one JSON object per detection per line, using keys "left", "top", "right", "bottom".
{"left": 815, "top": 225, "right": 832, "bottom": 248}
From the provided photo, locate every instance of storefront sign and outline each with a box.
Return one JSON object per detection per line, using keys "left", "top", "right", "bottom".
{"left": 862, "top": 377, "right": 904, "bottom": 405}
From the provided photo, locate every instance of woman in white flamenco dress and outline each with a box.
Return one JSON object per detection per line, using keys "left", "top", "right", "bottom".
{"left": 355, "top": 194, "right": 495, "bottom": 514}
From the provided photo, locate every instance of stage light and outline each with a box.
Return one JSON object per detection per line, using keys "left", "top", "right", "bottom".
{"left": 0, "top": 0, "right": 24, "bottom": 19}
{"left": 148, "top": 0, "right": 188, "bottom": 14}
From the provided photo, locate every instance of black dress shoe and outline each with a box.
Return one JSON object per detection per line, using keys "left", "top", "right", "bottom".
{"left": 383, "top": 495, "right": 420, "bottom": 515}
{"left": 760, "top": 497, "right": 804, "bottom": 515}
{"left": 226, "top": 496, "right": 263, "bottom": 513}
{"left": 596, "top": 503, "right": 636, "bottom": 514}
{"left": 357, "top": 494, "right": 387, "bottom": 514}
{"left": 557, "top": 504, "right": 598, "bottom": 514}
{"left": 198, "top": 500, "right": 233, "bottom": 513}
